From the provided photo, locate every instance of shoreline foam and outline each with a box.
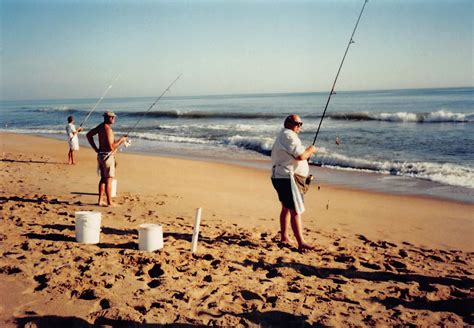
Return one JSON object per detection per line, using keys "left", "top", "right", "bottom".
{"left": 4, "top": 131, "right": 473, "bottom": 204}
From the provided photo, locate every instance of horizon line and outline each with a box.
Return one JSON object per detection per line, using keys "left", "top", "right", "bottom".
{"left": 1, "top": 85, "right": 472, "bottom": 103}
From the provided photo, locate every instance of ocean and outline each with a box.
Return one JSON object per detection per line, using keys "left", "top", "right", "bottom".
{"left": 1, "top": 87, "right": 473, "bottom": 203}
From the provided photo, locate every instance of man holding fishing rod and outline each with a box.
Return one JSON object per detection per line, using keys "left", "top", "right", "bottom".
{"left": 66, "top": 116, "right": 83, "bottom": 165}
{"left": 270, "top": 0, "right": 368, "bottom": 252}
{"left": 87, "top": 111, "right": 128, "bottom": 207}
{"left": 271, "top": 115, "right": 317, "bottom": 253}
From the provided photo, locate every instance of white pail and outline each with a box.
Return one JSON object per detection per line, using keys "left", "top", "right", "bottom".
{"left": 75, "top": 211, "right": 102, "bottom": 244}
{"left": 111, "top": 179, "right": 117, "bottom": 198}
{"left": 138, "top": 224, "right": 163, "bottom": 251}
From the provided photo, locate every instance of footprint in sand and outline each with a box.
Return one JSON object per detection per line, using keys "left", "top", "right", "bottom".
{"left": 240, "top": 290, "right": 264, "bottom": 301}
{"left": 0, "top": 265, "right": 22, "bottom": 275}
{"left": 427, "top": 254, "right": 444, "bottom": 262}
{"left": 360, "top": 261, "right": 382, "bottom": 270}
{"left": 148, "top": 264, "right": 165, "bottom": 278}
{"left": 334, "top": 254, "right": 356, "bottom": 264}
{"left": 386, "top": 259, "right": 407, "bottom": 271}
{"left": 33, "top": 274, "right": 49, "bottom": 291}
{"left": 70, "top": 289, "right": 98, "bottom": 300}
{"left": 147, "top": 280, "right": 161, "bottom": 288}
{"left": 266, "top": 268, "right": 281, "bottom": 279}
{"left": 100, "top": 298, "right": 111, "bottom": 309}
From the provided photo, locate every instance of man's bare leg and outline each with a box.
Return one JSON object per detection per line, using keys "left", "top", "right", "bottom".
{"left": 279, "top": 205, "right": 292, "bottom": 244}
{"left": 105, "top": 177, "right": 116, "bottom": 206}
{"left": 289, "top": 209, "right": 315, "bottom": 252}
{"left": 98, "top": 179, "right": 107, "bottom": 206}
{"left": 68, "top": 149, "right": 73, "bottom": 165}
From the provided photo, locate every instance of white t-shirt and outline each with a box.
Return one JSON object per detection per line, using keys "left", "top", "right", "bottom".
{"left": 66, "top": 123, "right": 79, "bottom": 151}
{"left": 271, "top": 128, "right": 309, "bottom": 178}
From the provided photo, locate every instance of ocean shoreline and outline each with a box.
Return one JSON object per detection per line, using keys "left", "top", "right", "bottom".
{"left": 2, "top": 87, "right": 472, "bottom": 200}
{"left": 6, "top": 131, "right": 474, "bottom": 205}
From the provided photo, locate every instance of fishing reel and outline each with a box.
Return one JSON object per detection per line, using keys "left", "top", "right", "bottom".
{"left": 124, "top": 139, "right": 132, "bottom": 148}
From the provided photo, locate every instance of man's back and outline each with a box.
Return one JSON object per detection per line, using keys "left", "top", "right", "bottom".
{"left": 87, "top": 121, "right": 115, "bottom": 153}
{"left": 97, "top": 123, "right": 114, "bottom": 152}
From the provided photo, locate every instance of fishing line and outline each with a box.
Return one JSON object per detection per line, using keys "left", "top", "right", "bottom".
{"left": 125, "top": 73, "right": 182, "bottom": 137}
{"left": 79, "top": 74, "right": 121, "bottom": 128}
{"left": 311, "top": 0, "right": 368, "bottom": 146}
{"left": 106, "top": 74, "right": 182, "bottom": 157}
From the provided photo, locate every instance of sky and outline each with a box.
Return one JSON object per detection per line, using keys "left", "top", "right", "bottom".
{"left": 0, "top": 0, "right": 472, "bottom": 100}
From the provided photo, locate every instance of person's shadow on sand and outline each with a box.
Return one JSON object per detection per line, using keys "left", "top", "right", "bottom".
{"left": 15, "top": 310, "right": 315, "bottom": 327}
{"left": 1, "top": 158, "right": 65, "bottom": 165}
{"left": 15, "top": 315, "right": 202, "bottom": 327}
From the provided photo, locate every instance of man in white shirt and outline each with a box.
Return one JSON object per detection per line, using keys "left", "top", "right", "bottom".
{"left": 271, "top": 114, "right": 317, "bottom": 252}
{"left": 66, "top": 116, "right": 83, "bottom": 165}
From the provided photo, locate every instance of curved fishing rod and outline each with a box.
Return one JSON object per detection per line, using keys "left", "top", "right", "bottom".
{"left": 312, "top": 0, "right": 368, "bottom": 146}
{"left": 125, "top": 73, "right": 182, "bottom": 137}
{"left": 79, "top": 74, "right": 121, "bottom": 128}
{"left": 102, "top": 74, "right": 182, "bottom": 161}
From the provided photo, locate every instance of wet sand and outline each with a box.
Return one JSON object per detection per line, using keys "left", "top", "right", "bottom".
{"left": 1, "top": 132, "right": 473, "bottom": 326}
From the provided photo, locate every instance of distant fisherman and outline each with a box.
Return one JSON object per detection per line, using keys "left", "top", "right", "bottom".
{"left": 86, "top": 111, "right": 128, "bottom": 207}
{"left": 271, "top": 115, "right": 317, "bottom": 252}
{"left": 66, "top": 116, "right": 83, "bottom": 165}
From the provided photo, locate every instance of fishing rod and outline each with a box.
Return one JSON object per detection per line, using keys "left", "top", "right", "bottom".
{"left": 103, "top": 74, "right": 182, "bottom": 160}
{"left": 125, "top": 73, "right": 182, "bottom": 137}
{"left": 311, "top": 0, "right": 368, "bottom": 146}
{"left": 78, "top": 74, "right": 121, "bottom": 128}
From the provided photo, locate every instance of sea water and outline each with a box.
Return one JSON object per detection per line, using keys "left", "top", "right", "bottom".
{"left": 1, "top": 87, "right": 473, "bottom": 203}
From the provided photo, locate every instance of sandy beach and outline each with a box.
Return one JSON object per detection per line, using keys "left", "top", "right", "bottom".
{"left": 0, "top": 132, "right": 473, "bottom": 326}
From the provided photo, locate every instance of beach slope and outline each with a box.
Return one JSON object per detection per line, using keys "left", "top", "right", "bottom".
{"left": 1, "top": 133, "right": 473, "bottom": 326}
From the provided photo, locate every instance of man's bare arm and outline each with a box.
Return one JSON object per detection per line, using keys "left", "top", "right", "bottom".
{"left": 86, "top": 126, "right": 100, "bottom": 153}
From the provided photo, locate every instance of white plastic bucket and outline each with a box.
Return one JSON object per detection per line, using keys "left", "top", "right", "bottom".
{"left": 75, "top": 211, "right": 102, "bottom": 244}
{"left": 111, "top": 179, "right": 117, "bottom": 198}
{"left": 138, "top": 224, "right": 163, "bottom": 251}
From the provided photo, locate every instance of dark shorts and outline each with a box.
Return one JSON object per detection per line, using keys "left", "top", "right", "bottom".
{"left": 271, "top": 178, "right": 296, "bottom": 210}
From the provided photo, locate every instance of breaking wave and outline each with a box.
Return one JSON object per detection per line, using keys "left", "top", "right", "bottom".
{"left": 31, "top": 106, "right": 472, "bottom": 124}
{"left": 312, "top": 152, "right": 474, "bottom": 189}
{"left": 328, "top": 110, "right": 473, "bottom": 123}
{"left": 36, "top": 106, "right": 82, "bottom": 114}
{"left": 223, "top": 135, "right": 274, "bottom": 156}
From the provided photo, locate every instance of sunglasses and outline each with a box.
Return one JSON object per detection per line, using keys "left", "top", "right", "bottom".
{"left": 292, "top": 121, "right": 303, "bottom": 127}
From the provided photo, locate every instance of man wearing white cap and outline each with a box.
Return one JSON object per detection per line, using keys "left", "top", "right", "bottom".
{"left": 86, "top": 111, "right": 128, "bottom": 207}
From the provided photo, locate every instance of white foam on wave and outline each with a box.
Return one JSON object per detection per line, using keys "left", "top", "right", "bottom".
{"left": 316, "top": 150, "right": 474, "bottom": 189}
{"left": 37, "top": 106, "right": 73, "bottom": 112}
{"left": 374, "top": 112, "right": 418, "bottom": 122}
{"left": 224, "top": 135, "right": 274, "bottom": 154}
{"left": 156, "top": 123, "right": 277, "bottom": 133}
{"left": 129, "top": 132, "right": 210, "bottom": 144}
{"left": 423, "top": 110, "right": 471, "bottom": 122}
{"left": 371, "top": 110, "right": 472, "bottom": 123}
{"left": 0, "top": 128, "right": 65, "bottom": 134}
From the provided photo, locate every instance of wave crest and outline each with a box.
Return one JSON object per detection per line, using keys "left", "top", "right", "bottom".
{"left": 329, "top": 110, "right": 473, "bottom": 123}
{"left": 313, "top": 152, "right": 474, "bottom": 189}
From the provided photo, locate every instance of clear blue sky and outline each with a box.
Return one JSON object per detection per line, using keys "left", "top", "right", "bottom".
{"left": 1, "top": 0, "right": 472, "bottom": 100}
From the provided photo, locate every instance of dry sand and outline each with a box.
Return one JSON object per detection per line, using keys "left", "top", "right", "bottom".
{"left": 1, "top": 132, "right": 473, "bottom": 327}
